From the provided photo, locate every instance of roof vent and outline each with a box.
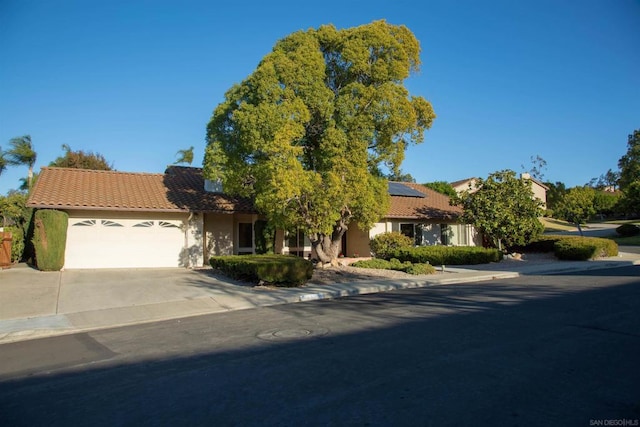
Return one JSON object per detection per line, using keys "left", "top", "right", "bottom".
{"left": 204, "top": 179, "right": 223, "bottom": 193}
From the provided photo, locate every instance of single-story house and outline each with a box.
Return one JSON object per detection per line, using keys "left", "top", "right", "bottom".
{"left": 27, "top": 167, "right": 478, "bottom": 269}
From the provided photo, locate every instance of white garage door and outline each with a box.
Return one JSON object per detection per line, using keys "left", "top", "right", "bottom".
{"left": 65, "top": 218, "right": 185, "bottom": 268}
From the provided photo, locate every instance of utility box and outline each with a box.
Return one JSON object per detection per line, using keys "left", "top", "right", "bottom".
{"left": 1, "top": 232, "right": 12, "bottom": 267}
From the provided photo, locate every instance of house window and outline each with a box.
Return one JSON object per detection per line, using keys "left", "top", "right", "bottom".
{"left": 286, "top": 229, "right": 310, "bottom": 257}
{"left": 400, "top": 223, "right": 415, "bottom": 240}
{"left": 440, "top": 224, "right": 450, "bottom": 246}
{"left": 72, "top": 220, "right": 96, "bottom": 227}
{"left": 159, "top": 221, "right": 180, "bottom": 229}
{"left": 238, "top": 223, "right": 253, "bottom": 249}
{"left": 133, "top": 221, "right": 154, "bottom": 228}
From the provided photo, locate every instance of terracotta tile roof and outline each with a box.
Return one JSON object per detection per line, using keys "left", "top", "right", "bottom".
{"left": 27, "top": 166, "right": 256, "bottom": 213}
{"left": 386, "top": 182, "right": 462, "bottom": 220}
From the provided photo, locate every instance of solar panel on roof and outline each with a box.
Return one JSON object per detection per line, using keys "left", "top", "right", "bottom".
{"left": 388, "top": 182, "right": 426, "bottom": 198}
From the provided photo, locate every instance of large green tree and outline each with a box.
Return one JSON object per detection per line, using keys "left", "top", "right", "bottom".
{"left": 618, "top": 129, "right": 640, "bottom": 191}
{"left": 6, "top": 135, "right": 37, "bottom": 189}
{"left": 49, "top": 144, "right": 113, "bottom": 170}
{"left": 555, "top": 186, "right": 596, "bottom": 235}
{"left": 452, "top": 170, "right": 543, "bottom": 251}
{"left": 204, "top": 20, "right": 435, "bottom": 264}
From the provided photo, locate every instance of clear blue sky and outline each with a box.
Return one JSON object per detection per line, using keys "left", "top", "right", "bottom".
{"left": 1, "top": 0, "right": 639, "bottom": 195}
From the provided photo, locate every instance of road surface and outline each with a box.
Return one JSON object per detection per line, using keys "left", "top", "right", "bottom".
{"left": 1, "top": 266, "right": 639, "bottom": 426}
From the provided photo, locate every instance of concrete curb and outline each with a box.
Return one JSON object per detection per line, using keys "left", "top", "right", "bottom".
{"left": 0, "top": 256, "right": 638, "bottom": 345}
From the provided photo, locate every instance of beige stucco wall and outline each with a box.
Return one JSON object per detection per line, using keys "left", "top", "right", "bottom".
{"left": 204, "top": 213, "right": 234, "bottom": 257}
{"left": 345, "top": 222, "right": 372, "bottom": 257}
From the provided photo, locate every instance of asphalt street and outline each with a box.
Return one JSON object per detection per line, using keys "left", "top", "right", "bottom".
{"left": 1, "top": 266, "right": 639, "bottom": 426}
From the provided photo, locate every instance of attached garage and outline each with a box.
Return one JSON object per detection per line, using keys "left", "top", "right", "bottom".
{"left": 64, "top": 215, "right": 187, "bottom": 269}
{"left": 27, "top": 167, "right": 256, "bottom": 270}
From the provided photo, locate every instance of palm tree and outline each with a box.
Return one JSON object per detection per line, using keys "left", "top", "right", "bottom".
{"left": 7, "top": 135, "right": 37, "bottom": 189}
{"left": 0, "top": 147, "right": 7, "bottom": 176}
{"left": 174, "top": 146, "right": 194, "bottom": 165}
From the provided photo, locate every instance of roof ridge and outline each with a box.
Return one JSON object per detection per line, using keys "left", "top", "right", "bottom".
{"left": 41, "top": 166, "right": 166, "bottom": 177}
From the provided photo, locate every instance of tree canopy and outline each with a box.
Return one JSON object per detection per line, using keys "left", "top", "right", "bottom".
{"left": 204, "top": 20, "right": 435, "bottom": 263}
{"left": 618, "top": 129, "right": 640, "bottom": 191}
{"left": 555, "top": 186, "right": 596, "bottom": 233}
{"left": 452, "top": 170, "right": 543, "bottom": 250}
{"left": 423, "top": 181, "right": 457, "bottom": 198}
{"left": 49, "top": 144, "right": 113, "bottom": 170}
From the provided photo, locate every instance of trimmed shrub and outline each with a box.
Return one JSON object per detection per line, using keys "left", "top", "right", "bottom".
{"left": 351, "top": 258, "right": 436, "bottom": 275}
{"left": 210, "top": 254, "right": 313, "bottom": 286}
{"left": 370, "top": 232, "right": 413, "bottom": 259}
{"left": 553, "top": 236, "right": 618, "bottom": 260}
{"left": 32, "top": 209, "right": 68, "bottom": 271}
{"left": 388, "top": 246, "right": 502, "bottom": 266}
{"left": 512, "top": 235, "right": 564, "bottom": 253}
{"left": 4, "top": 226, "right": 24, "bottom": 263}
{"left": 516, "top": 235, "right": 618, "bottom": 260}
{"left": 616, "top": 223, "right": 640, "bottom": 237}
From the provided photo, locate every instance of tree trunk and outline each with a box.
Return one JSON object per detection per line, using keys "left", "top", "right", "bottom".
{"left": 310, "top": 220, "right": 348, "bottom": 266}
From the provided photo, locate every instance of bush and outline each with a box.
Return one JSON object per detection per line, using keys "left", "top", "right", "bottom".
{"left": 616, "top": 223, "right": 640, "bottom": 237}
{"left": 512, "top": 235, "right": 564, "bottom": 253}
{"left": 210, "top": 254, "right": 313, "bottom": 286}
{"left": 516, "top": 235, "right": 618, "bottom": 260}
{"left": 388, "top": 246, "right": 502, "bottom": 266}
{"left": 32, "top": 210, "right": 68, "bottom": 271}
{"left": 351, "top": 258, "right": 436, "bottom": 275}
{"left": 553, "top": 236, "right": 618, "bottom": 260}
{"left": 370, "top": 232, "right": 413, "bottom": 259}
{"left": 4, "top": 226, "right": 24, "bottom": 263}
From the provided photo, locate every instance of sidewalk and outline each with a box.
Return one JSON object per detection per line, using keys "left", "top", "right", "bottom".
{"left": 1, "top": 252, "right": 639, "bottom": 344}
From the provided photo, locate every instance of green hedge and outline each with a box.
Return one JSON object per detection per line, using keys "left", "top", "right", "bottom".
{"left": 616, "top": 223, "right": 640, "bottom": 237}
{"left": 351, "top": 258, "right": 436, "bottom": 275}
{"left": 553, "top": 237, "right": 618, "bottom": 260}
{"left": 210, "top": 254, "right": 313, "bottom": 287}
{"left": 388, "top": 246, "right": 502, "bottom": 266}
{"left": 515, "top": 234, "right": 618, "bottom": 260}
{"left": 33, "top": 209, "right": 68, "bottom": 271}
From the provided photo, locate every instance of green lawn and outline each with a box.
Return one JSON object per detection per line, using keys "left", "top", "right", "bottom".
{"left": 539, "top": 217, "right": 640, "bottom": 246}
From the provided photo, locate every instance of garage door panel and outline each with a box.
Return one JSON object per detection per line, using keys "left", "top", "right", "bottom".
{"left": 65, "top": 218, "right": 185, "bottom": 269}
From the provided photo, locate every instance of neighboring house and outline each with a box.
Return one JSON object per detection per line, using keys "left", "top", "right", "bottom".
{"left": 451, "top": 177, "right": 480, "bottom": 194}
{"left": 452, "top": 174, "right": 548, "bottom": 209}
{"left": 520, "top": 173, "right": 549, "bottom": 209}
{"left": 27, "top": 168, "right": 479, "bottom": 269}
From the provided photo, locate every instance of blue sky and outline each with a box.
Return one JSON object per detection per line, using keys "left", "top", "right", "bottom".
{"left": 1, "top": 0, "right": 638, "bottom": 195}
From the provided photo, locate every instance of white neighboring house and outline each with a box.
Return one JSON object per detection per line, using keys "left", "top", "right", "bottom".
{"left": 452, "top": 174, "right": 548, "bottom": 209}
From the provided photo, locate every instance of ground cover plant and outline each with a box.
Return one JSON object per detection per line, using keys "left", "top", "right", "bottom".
{"left": 351, "top": 258, "right": 436, "bottom": 275}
